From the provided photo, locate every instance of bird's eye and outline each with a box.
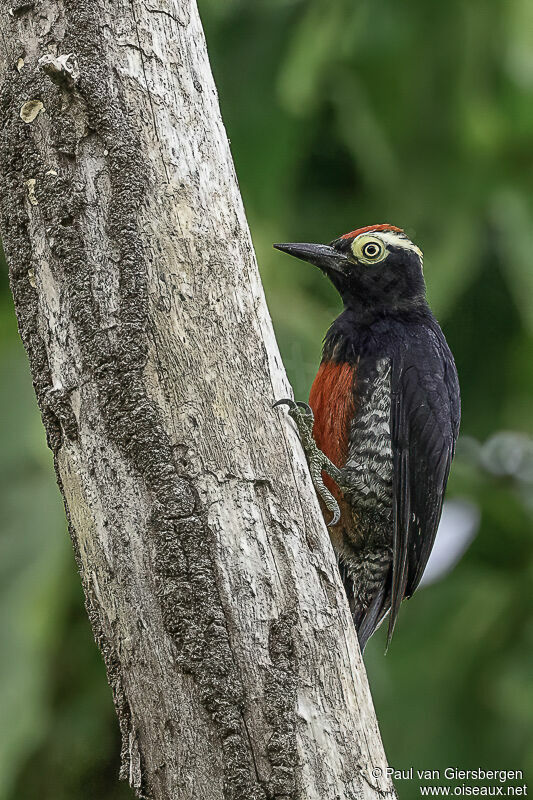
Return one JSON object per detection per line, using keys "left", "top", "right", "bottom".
{"left": 350, "top": 236, "right": 387, "bottom": 263}
{"left": 362, "top": 242, "right": 382, "bottom": 259}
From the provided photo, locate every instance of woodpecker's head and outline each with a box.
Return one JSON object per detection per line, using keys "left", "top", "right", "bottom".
{"left": 274, "top": 224, "right": 426, "bottom": 315}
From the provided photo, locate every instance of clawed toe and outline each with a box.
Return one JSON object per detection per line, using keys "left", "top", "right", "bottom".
{"left": 274, "top": 397, "right": 314, "bottom": 434}
{"left": 327, "top": 506, "right": 340, "bottom": 527}
{"left": 275, "top": 396, "right": 342, "bottom": 527}
{"left": 273, "top": 398, "right": 297, "bottom": 410}
{"left": 296, "top": 401, "right": 313, "bottom": 416}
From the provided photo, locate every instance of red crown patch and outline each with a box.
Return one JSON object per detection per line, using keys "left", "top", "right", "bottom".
{"left": 340, "top": 223, "right": 404, "bottom": 240}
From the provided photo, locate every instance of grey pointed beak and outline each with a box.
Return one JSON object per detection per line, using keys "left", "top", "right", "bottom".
{"left": 273, "top": 242, "right": 348, "bottom": 274}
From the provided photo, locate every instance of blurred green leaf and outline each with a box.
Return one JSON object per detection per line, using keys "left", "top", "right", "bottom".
{"left": 0, "top": 346, "right": 69, "bottom": 799}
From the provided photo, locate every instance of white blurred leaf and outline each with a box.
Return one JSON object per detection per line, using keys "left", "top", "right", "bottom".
{"left": 420, "top": 499, "right": 480, "bottom": 587}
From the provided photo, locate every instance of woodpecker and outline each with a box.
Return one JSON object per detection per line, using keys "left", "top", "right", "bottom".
{"left": 274, "top": 224, "right": 460, "bottom": 650}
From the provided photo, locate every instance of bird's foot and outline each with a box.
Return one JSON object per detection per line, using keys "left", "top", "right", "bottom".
{"left": 274, "top": 398, "right": 342, "bottom": 526}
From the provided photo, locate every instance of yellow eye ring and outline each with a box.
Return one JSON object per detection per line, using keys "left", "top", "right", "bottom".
{"left": 351, "top": 236, "right": 387, "bottom": 263}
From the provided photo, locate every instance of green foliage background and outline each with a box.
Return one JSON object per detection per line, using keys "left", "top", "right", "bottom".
{"left": 1, "top": 1, "right": 532, "bottom": 796}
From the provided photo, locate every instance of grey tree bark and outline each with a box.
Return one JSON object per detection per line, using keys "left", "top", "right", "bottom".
{"left": 0, "top": 2, "right": 395, "bottom": 799}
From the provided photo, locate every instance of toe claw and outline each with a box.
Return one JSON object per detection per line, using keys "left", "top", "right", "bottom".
{"left": 296, "top": 401, "right": 314, "bottom": 416}
{"left": 273, "top": 398, "right": 296, "bottom": 410}
{"left": 327, "top": 506, "right": 341, "bottom": 527}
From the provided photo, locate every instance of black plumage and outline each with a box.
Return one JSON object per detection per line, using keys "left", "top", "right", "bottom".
{"left": 274, "top": 225, "right": 461, "bottom": 649}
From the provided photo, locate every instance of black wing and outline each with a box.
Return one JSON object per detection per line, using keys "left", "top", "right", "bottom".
{"left": 388, "top": 325, "right": 460, "bottom": 644}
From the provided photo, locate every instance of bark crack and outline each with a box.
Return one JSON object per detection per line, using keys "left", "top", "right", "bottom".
{"left": 129, "top": 0, "right": 171, "bottom": 184}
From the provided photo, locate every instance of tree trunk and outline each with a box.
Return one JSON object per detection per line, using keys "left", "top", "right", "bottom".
{"left": 0, "top": 2, "right": 395, "bottom": 798}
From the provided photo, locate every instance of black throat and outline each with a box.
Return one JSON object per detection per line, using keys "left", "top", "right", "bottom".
{"left": 322, "top": 300, "right": 433, "bottom": 364}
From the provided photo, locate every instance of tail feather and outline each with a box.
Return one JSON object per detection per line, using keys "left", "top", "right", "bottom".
{"left": 340, "top": 563, "right": 392, "bottom": 652}
{"left": 356, "top": 584, "right": 390, "bottom": 652}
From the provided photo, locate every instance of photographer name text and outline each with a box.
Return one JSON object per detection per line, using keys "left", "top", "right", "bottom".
{"left": 387, "top": 770, "right": 524, "bottom": 783}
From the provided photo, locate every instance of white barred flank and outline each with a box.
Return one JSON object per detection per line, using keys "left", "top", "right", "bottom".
{"left": 336, "top": 357, "right": 394, "bottom": 614}
{"left": 344, "top": 357, "right": 393, "bottom": 520}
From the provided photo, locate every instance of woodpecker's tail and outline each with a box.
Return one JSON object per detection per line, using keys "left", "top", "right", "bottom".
{"left": 355, "top": 584, "right": 390, "bottom": 651}
{"left": 339, "top": 562, "right": 391, "bottom": 652}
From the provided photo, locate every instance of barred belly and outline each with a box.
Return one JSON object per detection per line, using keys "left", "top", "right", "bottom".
{"left": 340, "top": 358, "right": 393, "bottom": 607}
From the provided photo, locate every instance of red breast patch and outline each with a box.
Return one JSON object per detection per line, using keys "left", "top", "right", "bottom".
{"left": 309, "top": 361, "right": 356, "bottom": 474}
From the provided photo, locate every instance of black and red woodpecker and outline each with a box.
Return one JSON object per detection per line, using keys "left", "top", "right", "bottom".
{"left": 274, "top": 224, "right": 460, "bottom": 650}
